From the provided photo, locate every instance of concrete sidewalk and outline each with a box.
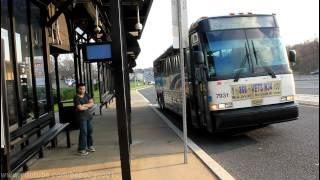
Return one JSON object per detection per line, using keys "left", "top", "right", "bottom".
{"left": 296, "top": 94, "right": 319, "bottom": 106}
{"left": 20, "top": 91, "right": 216, "bottom": 180}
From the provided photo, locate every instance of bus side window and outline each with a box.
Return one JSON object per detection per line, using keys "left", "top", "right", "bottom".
{"left": 172, "top": 56, "right": 175, "bottom": 74}
{"left": 168, "top": 57, "right": 171, "bottom": 76}
{"left": 172, "top": 56, "right": 176, "bottom": 73}
{"left": 175, "top": 56, "right": 179, "bottom": 73}
{"left": 168, "top": 57, "right": 172, "bottom": 75}
{"left": 160, "top": 60, "right": 164, "bottom": 76}
{"left": 165, "top": 59, "right": 168, "bottom": 76}
{"left": 170, "top": 56, "right": 174, "bottom": 74}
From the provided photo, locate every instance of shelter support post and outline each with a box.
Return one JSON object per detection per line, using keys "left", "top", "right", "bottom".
{"left": 53, "top": 54, "right": 62, "bottom": 118}
{"left": 111, "top": 0, "right": 131, "bottom": 179}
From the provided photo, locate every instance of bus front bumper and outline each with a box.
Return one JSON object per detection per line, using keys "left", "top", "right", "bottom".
{"left": 212, "top": 102, "right": 299, "bottom": 130}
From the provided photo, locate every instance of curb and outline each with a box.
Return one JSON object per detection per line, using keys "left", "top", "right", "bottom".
{"left": 131, "top": 85, "right": 154, "bottom": 91}
{"left": 296, "top": 94, "right": 319, "bottom": 106}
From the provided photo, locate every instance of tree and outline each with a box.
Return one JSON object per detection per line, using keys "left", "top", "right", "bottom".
{"left": 58, "top": 59, "right": 74, "bottom": 79}
{"left": 287, "top": 38, "right": 319, "bottom": 74}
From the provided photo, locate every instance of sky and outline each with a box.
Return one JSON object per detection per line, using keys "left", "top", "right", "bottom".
{"left": 135, "top": 0, "right": 319, "bottom": 69}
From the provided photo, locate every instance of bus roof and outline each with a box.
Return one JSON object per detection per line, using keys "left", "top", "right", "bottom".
{"left": 153, "top": 46, "right": 180, "bottom": 65}
{"left": 189, "top": 14, "right": 278, "bottom": 33}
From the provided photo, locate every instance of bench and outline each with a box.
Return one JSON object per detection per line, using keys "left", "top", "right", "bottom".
{"left": 10, "top": 122, "right": 70, "bottom": 173}
{"left": 100, "top": 93, "right": 114, "bottom": 114}
{"left": 90, "top": 104, "right": 98, "bottom": 115}
{"left": 10, "top": 113, "right": 54, "bottom": 141}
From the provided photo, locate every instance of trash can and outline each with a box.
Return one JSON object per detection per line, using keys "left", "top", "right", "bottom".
{"left": 59, "top": 104, "right": 80, "bottom": 130}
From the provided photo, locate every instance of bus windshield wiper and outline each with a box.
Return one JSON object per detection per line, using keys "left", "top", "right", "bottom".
{"left": 251, "top": 40, "right": 276, "bottom": 78}
{"left": 234, "top": 42, "right": 250, "bottom": 82}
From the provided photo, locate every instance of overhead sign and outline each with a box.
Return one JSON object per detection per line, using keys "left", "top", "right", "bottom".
{"left": 171, "top": 0, "right": 188, "bottom": 49}
{"left": 83, "top": 43, "right": 112, "bottom": 63}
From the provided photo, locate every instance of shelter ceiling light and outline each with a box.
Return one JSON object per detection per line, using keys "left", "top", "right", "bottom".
{"left": 135, "top": 5, "right": 143, "bottom": 31}
{"left": 94, "top": 5, "right": 101, "bottom": 34}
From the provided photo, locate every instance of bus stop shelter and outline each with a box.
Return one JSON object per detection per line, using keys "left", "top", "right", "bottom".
{"left": 1, "top": 0, "right": 153, "bottom": 179}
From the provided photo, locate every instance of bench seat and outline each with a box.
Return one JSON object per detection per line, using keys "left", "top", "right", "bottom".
{"left": 10, "top": 123, "right": 70, "bottom": 172}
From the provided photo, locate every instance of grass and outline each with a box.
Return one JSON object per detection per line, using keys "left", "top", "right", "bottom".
{"left": 130, "top": 80, "right": 152, "bottom": 90}
{"left": 53, "top": 88, "right": 100, "bottom": 112}
{"left": 53, "top": 101, "right": 74, "bottom": 112}
{"left": 54, "top": 103, "right": 58, "bottom": 112}
{"left": 93, "top": 89, "right": 100, "bottom": 103}
{"left": 53, "top": 81, "right": 151, "bottom": 112}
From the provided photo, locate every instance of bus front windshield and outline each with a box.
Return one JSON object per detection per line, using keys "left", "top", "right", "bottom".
{"left": 205, "top": 28, "right": 291, "bottom": 80}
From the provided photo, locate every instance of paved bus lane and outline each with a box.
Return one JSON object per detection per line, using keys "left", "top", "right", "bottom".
{"left": 190, "top": 105, "right": 319, "bottom": 180}
{"left": 138, "top": 87, "right": 319, "bottom": 180}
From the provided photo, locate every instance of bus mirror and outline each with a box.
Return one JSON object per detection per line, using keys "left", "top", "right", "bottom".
{"left": 192, "top": 51, "right": 204, "bottom": 64}
{"left": 288, "top": 50, "right": 296, "bottom": 64}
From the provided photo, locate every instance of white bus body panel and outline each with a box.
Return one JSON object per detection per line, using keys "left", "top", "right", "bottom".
{"left": 207, "top": 74, "right": 296, "bottom": 110}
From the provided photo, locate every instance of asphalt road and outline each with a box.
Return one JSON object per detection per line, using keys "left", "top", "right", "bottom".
{"left": 138, "top": 86, "right": 319, "bottom": 180}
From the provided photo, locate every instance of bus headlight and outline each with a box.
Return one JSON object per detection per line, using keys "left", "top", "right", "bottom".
{"left": 210, "top": 104, "right": 218, "bottom": 111}
{"left": 210, "top": 102, "right": 233, "bottom": 111}
{"left": 286, "top": 95, "right": 295, "bottom": 101}
{"left": 218, "top": 104, "right": 226, "bottom": 109}
{"left": 281, "top": 95, "right": 295, "bottom": 102}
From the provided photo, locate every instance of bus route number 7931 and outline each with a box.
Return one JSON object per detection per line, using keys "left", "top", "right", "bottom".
{"left": 216, "top": 93, "right": 229, "bottom": 99}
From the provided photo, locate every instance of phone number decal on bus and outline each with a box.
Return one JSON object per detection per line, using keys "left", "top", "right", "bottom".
{"left": 231, "top": 81, "right": 281, "bottom": 101}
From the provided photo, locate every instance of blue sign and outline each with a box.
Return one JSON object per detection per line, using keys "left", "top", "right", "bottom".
{"left": 84, "top": 43, "right": 112, "bottom": 62}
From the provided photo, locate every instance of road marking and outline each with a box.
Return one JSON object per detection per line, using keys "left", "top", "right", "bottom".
{"left": 133, "top": 85, "right": 154, "bottom": 91}
{"left": 136, "top": 89, "right": 151, "bottom": 103}
{"left": 136, "top": 90, "right": 235, "bottom": 180}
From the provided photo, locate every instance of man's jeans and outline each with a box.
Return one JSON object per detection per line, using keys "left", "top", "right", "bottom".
{"left": 78, "top": 118, "right": 93, "bottom": 151}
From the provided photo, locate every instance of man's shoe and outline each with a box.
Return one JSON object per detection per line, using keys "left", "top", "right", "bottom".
{"left": 79, "top": 150, "right": 89, "bottom": 156}
{"left": 88, "top": 146, "right": 96, "bottom": 152}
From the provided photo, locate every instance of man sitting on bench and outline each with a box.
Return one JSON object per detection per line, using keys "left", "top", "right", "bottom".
{"left": 74, "top": 83, "right": 95, "bottom": 156}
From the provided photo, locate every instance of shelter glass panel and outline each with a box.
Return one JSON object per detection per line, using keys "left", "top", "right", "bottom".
{"left": 31, "top": 3, "right": 48, "bottom": 115}
{"left": 58, "top": 54, "right": 76, "bottom": 103}
{"left": 1, "top": 0, "right": 19, "bottom": 126}
{"left": 14, "top": 0, "right": 35, "bottom": 121}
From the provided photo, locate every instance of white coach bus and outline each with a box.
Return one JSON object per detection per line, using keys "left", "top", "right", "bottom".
{"left": 154, "top": 14, "right": 299, "bottom": 132}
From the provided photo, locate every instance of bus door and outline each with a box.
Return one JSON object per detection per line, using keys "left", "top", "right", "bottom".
{"left": 190, "top": 41, "right": 211, "bottom": 131}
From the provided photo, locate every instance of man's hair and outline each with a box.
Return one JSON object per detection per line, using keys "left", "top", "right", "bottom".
{"left": 78, "top": 83, "right": 86, "bottom": 87}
